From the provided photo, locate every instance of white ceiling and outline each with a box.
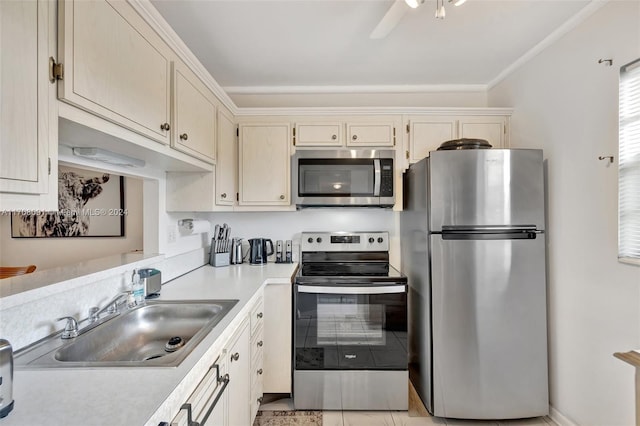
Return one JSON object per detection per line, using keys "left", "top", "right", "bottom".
{"left": 150, "top": 0, "right": 592, "bottom": 92}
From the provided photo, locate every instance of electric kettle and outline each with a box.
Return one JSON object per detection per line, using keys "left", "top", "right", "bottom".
{"left": 248, "top": 238, "right": 274, "bottom": 265}
{"left": 231, "top": 238, "right": 244, "bottom": 264}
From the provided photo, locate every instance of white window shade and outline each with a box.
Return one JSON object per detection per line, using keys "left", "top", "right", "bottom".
{"left": 619, "top": 58, "right": 640, "bottom": 262}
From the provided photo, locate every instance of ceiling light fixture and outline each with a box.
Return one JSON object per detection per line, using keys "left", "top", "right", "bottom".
{"left": 404, "top": 0, "right": 425, "bottom": 8}
{"left": 72, "top": 147, "right": 146, "bottom": 168}
{"left": 435, "top": 0, "right": 446, "bottom": 19}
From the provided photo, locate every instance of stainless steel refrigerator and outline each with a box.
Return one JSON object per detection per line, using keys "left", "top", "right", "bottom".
{"left": 401, "top": 149, "right": 548, "bottom": 419}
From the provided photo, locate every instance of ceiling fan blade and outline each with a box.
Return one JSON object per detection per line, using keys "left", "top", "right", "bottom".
{"left": 369, "top": 0, "right": 410, "bottom": 39}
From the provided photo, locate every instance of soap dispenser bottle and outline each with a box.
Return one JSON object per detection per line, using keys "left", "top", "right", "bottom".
{"left": 132, "top": 269, "right": 144, "bottom": 306}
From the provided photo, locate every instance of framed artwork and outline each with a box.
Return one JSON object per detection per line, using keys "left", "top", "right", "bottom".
{"left": 11, "top": 165, "right": 126, "bottom": 238}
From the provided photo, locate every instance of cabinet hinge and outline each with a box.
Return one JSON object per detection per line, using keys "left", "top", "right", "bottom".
{"left": 406, "top": 123, "right": 410, "bottom": 133}
{"left": 406, "top": 150, "right": 410, "bottom": 160}
{"left": 236, "top": 193, "right": 239, "bottom": 202}
{"left": 292, "top": 127, "right": 296, "bottom": 146}
{"left": 48, "top": 157, "right": 51, "bottom": 175}
{"left": 49, "top": 57, "right": 64, "bottom": 83}
{"left": 393, "top": 127, "right": 396, "bottom": 146}
{"left": 236, "top": 127, "right": 239, "bottom": 138}
{"left": 504, "top": 124, "right": 507, "bottom": 135}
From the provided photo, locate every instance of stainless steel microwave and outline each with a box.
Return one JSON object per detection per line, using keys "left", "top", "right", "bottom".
{"left": 292, "top": 150, "right": 395, "bottom": 208}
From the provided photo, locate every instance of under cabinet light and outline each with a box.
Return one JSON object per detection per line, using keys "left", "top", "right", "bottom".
{"left": 72, "top": 148, "right": 146, "bottom": 168}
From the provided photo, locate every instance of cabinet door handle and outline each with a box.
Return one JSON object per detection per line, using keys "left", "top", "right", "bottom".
{"left": 257, "top": 312, "right": 263, "bottom": 319}
{"left": 160, "top": 122, "right": 170, "bottom": 131}
{"left": 257, "top": 397, "right": 264, "bottom": 404}
{"left": 352, "top": 135, "right": 358, "bottom": 141}
{"left": 231, "top": 352, "right": 240, "bottom": 362}
{"left": 257, "top": 340, "right": 263, "bottom": 347}
{"left": 331, "top": 134, "right": 337, "bottom": 140}
{"left": 257, "top": 368, "right": 263, "bottom": 375}
{"left": 180, "top": 133, "right": 189, "bottom": 141}
{"left": 221, "top": 193, "right": 227, "bottom": 199}
{"left": 279, "top": 195, "right": 285, "bottom": 200}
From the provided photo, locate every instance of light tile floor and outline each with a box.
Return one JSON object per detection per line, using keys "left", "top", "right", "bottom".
{"left": 259, "top": 397, "right": 557, "bottom": 426}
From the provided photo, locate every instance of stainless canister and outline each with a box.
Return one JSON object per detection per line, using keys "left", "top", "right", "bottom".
{"left": 0, "top": 339, "right": 14, "bottom": 418}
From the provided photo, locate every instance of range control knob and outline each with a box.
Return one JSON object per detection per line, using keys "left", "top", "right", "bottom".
{"left": 307, "top": 237, "right": 313, "bottom": 243}
{"left": 316, "top": 237, "right": 323, "bottom": 243}
{"left": 378, "top": 237, "right": 384, "bottom": 243}
{"left": 368, "top": 237, "right": 375, "bottom": 243}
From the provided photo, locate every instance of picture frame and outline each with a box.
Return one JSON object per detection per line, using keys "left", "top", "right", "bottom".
{"left": 11, "top": 165, "right": 126, "bottom": 238}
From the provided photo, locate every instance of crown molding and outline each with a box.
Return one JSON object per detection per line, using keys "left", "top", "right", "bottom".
{"left": 224, "top": 84, "right": 487, "bottom": 95}
{"left": 488, "top": 0, "right": 609, "bottom": 89}
{"left": 235, "top": 106, "right": 514, "bottom": 117}
{"left": 128, "top": 0, "right": 239, "bottom": 115}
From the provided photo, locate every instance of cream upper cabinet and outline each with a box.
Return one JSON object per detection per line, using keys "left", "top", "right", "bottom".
{"left": 347, "top": 122, "right": 395, "bottom": 147}
{"left": 58, "top": 0, "right": 171, "bottom": 145}
{"left": 459, "top": 116, "right": 508, "bottom": 149}
{"left": 239, "top": 123, "right": 291, "bottom": 206}
{"left": 216, "top": 109, "right": 237, "bottom": 206}
{"left": 408, "top": 117, "right": 457, "bottom": 163}
{"left": 407, "top": 115, "right": 510, "bottom": 163}
{"left": 172, "top": 62, "right": 217, "bottom": 163}
{"left": 295, "top": 122, "right": 342, "bottom": 146}
{"left": 0, "top": 0, "right": 57, "bottom": 210}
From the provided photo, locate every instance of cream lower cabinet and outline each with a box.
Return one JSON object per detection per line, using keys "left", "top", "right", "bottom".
{"left": 58, "top": 0, "right": 172, "bottom": 145}
{"left": 263, "top": 283, "right": 292, "bottom": 393}
{"left": 249, "top": 296, "right": 265, "bottom": 420}
{"left": 171, "top": 61, "right": 217, "bottom": 163}
{"left": 239, "top": 123, "right": 291, "bottom": 206}
{"left": 0, "top": 0, "right": 57, "bottom": 211}
{"left": 171, "top": 351, "right": 229, "bottom": 426}
{"left": 407, "top": 115, "right": 509, "bottom": 163}
{"left": 227, "top": 317, "right": 251, "bottom": 426}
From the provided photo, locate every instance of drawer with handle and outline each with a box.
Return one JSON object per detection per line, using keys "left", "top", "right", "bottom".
{"left": 170, "top": 356, "right": 229, "bottom": 426}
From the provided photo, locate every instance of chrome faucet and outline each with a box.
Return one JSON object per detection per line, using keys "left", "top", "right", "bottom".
{"left": 57, "top": 316, "right": 79, "bottom": 339}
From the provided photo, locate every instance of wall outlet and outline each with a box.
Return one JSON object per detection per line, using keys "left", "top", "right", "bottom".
{"left": 167, "top": 225, "right": 177, "bottom": 244}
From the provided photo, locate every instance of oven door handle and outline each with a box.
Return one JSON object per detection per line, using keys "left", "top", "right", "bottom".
{"left": 297, "top": 284, "right": 405, "bottom": 294}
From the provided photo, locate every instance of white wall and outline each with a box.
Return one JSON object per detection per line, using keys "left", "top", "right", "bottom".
{"left": 203, "top": 209, "right": 401, "bottom": 267}
{"left": 0, "top": 177, "right": 144, "bottom": 271}
{"left": 229, "top": 90, "right": 487, "bottom": 108}
{"left": 488, "top": 2, "right": 640, "bottom": 425}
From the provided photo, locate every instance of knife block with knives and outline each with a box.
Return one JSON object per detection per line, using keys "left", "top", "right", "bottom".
{"left": 209, "top": 223, "right": 232, "bottom": 267}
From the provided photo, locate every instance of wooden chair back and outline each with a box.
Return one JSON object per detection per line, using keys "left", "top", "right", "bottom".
{"left": 0, "top": 265, "right": 37, "bottom": 279}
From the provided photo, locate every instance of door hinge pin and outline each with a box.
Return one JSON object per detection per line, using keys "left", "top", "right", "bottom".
{"left": 49, "top": 57, "right": 63, "bottom": 83}
{"left": 48, "top": 157, "right": 51, "bottom": 175}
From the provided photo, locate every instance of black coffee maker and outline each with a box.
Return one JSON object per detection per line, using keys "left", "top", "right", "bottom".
{"left": 248, "top": 238, "right": 274, "bottom": 265}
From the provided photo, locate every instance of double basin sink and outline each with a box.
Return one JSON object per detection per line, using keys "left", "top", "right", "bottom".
{"left": 16, "top": 299, "right": 238, "bottom": 368}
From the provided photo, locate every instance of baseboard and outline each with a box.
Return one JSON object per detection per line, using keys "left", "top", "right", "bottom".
{"left": 549, "top": 405, "right": 580, "bottom": 426}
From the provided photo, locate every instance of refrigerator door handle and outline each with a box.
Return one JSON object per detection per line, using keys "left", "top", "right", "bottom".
{"left": 441, "top": 230, "right": 540, "bottom": 240}
{"left": 441, "top": 225, "right": 538, "bottom": 233}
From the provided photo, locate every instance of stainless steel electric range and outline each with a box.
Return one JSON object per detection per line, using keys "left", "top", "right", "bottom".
{"left": 293, "top": 231, "right": 408, "bottom": 410}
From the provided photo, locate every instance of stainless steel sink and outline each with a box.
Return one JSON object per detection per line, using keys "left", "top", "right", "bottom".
{"left": 15, "top": 300, "right": 238, "bottom": 368}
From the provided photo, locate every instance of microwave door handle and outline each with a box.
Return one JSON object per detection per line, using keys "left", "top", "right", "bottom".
{"left": 373, "top": 159, "right": 381, "bottom": 196}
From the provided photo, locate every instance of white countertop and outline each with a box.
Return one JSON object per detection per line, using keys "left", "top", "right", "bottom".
{"left": 4, "top": 262, "right": 298, "bottom": 426}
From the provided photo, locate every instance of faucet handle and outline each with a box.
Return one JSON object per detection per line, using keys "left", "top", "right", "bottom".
{"left": 88, "top": 306, "right": 99, "bottom": 323}
{"left": 57, "top": 316, "right": 79, "bottom": 339}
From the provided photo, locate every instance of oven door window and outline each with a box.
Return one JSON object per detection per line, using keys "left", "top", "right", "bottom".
{"left": 295, "top": 289, "right": 407, "bottom": 370}
{"left": 298, "top": 159, "right": 374, "bottom": 197}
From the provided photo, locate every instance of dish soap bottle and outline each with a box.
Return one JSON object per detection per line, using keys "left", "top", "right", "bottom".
{"left": 131, "top": 269, "right": 144, "bottom": 306}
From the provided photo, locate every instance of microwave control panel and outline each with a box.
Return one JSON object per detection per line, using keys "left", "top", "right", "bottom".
{"left": 380, "top": 159, "right": 394, "bottom": 196}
